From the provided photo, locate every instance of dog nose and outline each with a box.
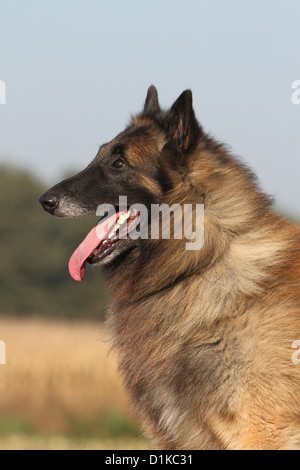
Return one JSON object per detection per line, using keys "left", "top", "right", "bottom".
{"left": 39, "top": 193, "right": 59, "bottom": 213}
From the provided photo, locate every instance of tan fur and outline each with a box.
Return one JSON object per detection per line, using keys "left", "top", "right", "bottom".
{"left": 45, "top": 88, "right": 300, "bottom": 450}
{"left": 103, "top": 113, "right": 300, "bottom": 450}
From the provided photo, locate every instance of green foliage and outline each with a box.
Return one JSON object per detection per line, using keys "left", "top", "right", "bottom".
{"left": 0, "top": 411, "right": 144, "bottom": 440}
{"left": 71, "top": 410, "right": 142, "bottom": 439}
{"left": 0, "top": 416, "right": 34, "bottom": 437}
{"left": 0, "top": 166, "right": 108, "bottom": 318}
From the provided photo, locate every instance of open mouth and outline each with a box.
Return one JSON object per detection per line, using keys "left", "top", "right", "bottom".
{"left": 68, "top": 208, "right": 140, "bottom": 282}
{"left": 88, "top": 209, "right": 140, "bottom": 263}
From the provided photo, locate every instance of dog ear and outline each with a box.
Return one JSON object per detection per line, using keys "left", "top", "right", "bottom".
{"left": 168, "top": 90, "right": 202, "bottom": 152}
{"left": 144, "top": 85, "right": 160, "bottom": 115}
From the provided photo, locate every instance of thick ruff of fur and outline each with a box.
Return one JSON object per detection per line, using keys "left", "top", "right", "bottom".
{"left": 41, "top": 86, "right": 300, "bottom": 450}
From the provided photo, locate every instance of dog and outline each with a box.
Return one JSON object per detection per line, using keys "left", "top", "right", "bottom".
{"left": 40, "top": 86, "right": 300, "bottom": 450}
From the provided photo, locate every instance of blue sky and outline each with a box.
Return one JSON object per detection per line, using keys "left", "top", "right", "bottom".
{"left": 0, "top": 0, "right": 299, "bottom": 214}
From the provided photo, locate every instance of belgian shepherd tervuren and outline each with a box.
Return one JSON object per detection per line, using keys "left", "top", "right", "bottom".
{"left": 40, "top": 86, "right": 300, "bottom": 450}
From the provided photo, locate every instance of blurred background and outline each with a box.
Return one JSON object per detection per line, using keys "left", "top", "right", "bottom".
{"left": 0, "top": 0, "right": 299, "bottom": 450}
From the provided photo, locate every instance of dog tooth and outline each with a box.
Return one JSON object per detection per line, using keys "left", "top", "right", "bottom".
{"left": 118, "top": 214, "right": 128, "bottom": 224}
{"left": 109, "top": 231, "right": 118, "bottom": 239}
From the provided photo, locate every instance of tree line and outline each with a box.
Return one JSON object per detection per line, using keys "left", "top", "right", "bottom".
{"left": 0, "top": 166, "right": 107, "bottom": 319}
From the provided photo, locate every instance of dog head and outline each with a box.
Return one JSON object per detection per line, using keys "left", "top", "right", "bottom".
{"left": 39, "top": 86, "right": 204, "bottom": 279}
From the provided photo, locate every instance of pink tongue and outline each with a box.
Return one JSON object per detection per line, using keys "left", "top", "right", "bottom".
{"left": 69, "top": 213, "right": 119, "bottom": 282}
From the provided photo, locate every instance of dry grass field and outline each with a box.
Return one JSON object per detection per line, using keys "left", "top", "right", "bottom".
{"left": 0, "top": 316, "right": 149, "bottom": 450}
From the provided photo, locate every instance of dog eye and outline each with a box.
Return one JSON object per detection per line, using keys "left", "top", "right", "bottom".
{"left": 112, "top": 159, "right": 126, "bottom": 169}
